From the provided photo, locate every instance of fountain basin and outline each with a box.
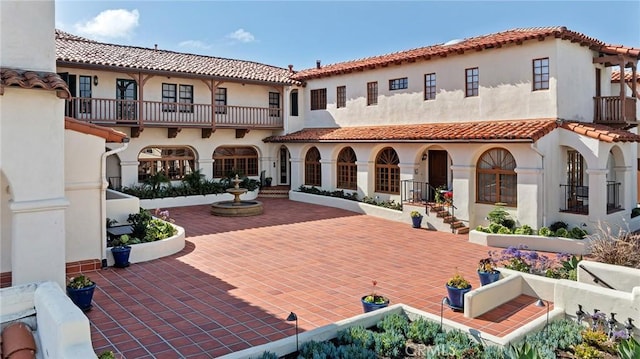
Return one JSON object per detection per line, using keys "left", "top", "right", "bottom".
{"left": 211, "top": 200, "right": 264, "bottom": 217}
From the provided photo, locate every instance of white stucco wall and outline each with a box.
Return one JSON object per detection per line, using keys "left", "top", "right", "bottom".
{"left": 64, "top": 130, "right": 104, "bottom": 263}
{"left": 302, "top": 39, "right": 569, "bottom": 128}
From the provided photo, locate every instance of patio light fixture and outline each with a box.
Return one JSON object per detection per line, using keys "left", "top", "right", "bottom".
{"left": 93, "top": 75, "right": 99, "bottom": 86}
{"left": 536, "top": 298, "right": 549, "bottom": 332}
{"left": 421, "top": 153, "right": 428, "bottom": 161}
{"left": 286, "top": 311, "right": 298, "bottom": 352}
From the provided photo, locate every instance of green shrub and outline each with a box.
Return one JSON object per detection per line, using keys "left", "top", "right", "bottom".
{"left": 569, "top": 227, "right": 588, "bottom": 239}
{"left": 537, "top": 227, "right": 552, "bottom": 237}
{"left": 574, "top": 343, "right": 604, "bottom": 359}
{"left": 497, "top": 226, "right": 512, "bottom": 234}
{"left": 298, "top": 340, "right": 338, "bottom": 358}
{"left": 481, "top": 345, "right": 506, "bottom": 359}
{"left": 555, "top": 228, "right": 569, "bottom": 238}
{"left": 376, "top": 313, "right": 409, "bottom": 335}
{"left": 144, "top": 219, "right": 177, "bottom": 242}
{"left": 336, "top": 325, "right": 375, "bottom": 349}
{"left": 523, "top": 319, "right": 583, "bottom": 359}
{"left": 406, "top": 318, "right": 441, "bottom": 345}
{"left": 549, "top": 221, "right": 568, "bottom": 232}
{"left": 336, "top": 344, "right": 377, "bottom": 359}
{"left": 372, "top": 331, "right": 406, "bottom": 359}
{"left": 251, "top": 352, "right": 278, "bottom": 359}
{"left": 618, "top": 336, "right": 640, "bottom": 359}
{"left": 128, "top": 208, "right": 153, "bottom": 240}
{"left": 514, "top": 225, "right": 534, "bottom": 235}
{"left": 489, "top": 223, "right": 502, "bottom": 233}
{"left": 97, "top": 350, "right": 116, "bottom": 359}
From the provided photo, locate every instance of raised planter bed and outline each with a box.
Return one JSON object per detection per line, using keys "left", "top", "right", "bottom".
{"left": 139, "top": 190, "right": 258, "bottom": 209}
{"left": 468, "top": 230, "right": 591, "bottom": 255}
{"left": 105, "top": 222, "right": 185, "bottom": 266}
{"left": 289, "top": 191, "right": 405, "bottom": 222}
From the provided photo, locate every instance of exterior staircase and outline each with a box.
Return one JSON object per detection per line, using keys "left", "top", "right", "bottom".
{"left": 427, "top": 202, "right": 470, "bottom": 235}
{"left": 257, "top": 185, "right": 290, "bottom": 199}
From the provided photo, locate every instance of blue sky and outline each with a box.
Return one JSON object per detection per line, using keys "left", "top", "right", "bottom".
{"left": 55, "top": 1, "right": 640, "bottom": 70}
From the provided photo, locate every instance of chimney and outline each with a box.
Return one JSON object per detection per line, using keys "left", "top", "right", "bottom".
{"left": 288, "top": 64, "right": 293, "bottom": 73}
{"left": 316, "top": 60, "right": 321, "bottom": 69}
{"left": 154, "top": 44, "right": 158, "bottom": 51}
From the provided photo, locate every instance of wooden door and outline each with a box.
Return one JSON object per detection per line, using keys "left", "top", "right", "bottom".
{"left": 428, "top": 150, "right": 448, "bottom": 189}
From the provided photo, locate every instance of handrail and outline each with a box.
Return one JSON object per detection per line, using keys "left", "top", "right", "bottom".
{"left": 578, "top": 264, "right": 615, "bottom": 290}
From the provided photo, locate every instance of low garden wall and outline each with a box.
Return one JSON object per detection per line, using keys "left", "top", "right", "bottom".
{"left": 106, "top": 189, "right": 140, "bottom": 224}
{"left": 468, "top": 230, "right": 591, "bottom": 255}
{"left": 577, "top": 260, "right": 640, "bottom": 293}
{"left": 105, "top": 222, "right": 185, "bottom": 266}
{"left": 290, "top": 191, "right": 405, "bottom": 222}
{"left": 139, "top": 190, "right": 258, "bottom": 209}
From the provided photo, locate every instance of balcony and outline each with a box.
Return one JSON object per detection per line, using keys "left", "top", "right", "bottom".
{"left": 593, "top": 96, "right": 637, "bottom": 126}
{"left": 65, "top": 97, "right": 283, "bottom": 129}
{"left": 559, "top": 184, "right": 588, "bottom": 215}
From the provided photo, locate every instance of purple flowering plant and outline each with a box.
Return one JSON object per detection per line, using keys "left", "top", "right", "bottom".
{"left": 488, "top": 245, "right": 554, "bottom": 275}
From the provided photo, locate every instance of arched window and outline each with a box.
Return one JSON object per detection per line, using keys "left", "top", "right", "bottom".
{"left": 138, "top": 146, "right": 195, "bottom": 182}
{"left": 304, "top": 147, "right": 321, "bottom": 186}
{"left": 476, "top": 148, "right": 517, "bottom": 205}
{"left": 375, "top": 147, "right": 400, "bottom": 194}
{"left": 213, "top": 147, "right": 258, "bottom": 178}
{"left": 337, "top": 147, "right": 357, "bottom": 190}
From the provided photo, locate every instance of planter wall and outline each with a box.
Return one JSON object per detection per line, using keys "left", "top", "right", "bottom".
{"left": 139, "top": 190, "right": 258, "bottom": 209}
{"left": 468, "top": 230, "right": 591, "bottom": 255}
{"left": 106, "top": 189, "right": 140, "bottom": 224}
{"left": 290, "top": 191, "right": 405, "bottom": 222}
{"left": 105, "top": 222, "right": 185, "bottom": 266}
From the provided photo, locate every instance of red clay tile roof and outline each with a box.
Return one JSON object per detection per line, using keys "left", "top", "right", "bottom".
{"left": 611, "top": 70, "right": 640, "bottom": 83}
{"left": 65, "top": 117, "right": 128, "bottom": 143}
{"left": 560, "top": 122, "right": 640, "bottom": 143}
{"left": 55, "top": 30, "right": 298, "bottom": 85}
{"left": 264, "top": 119, "right": 640, "bottom": 144}
{"left": 0, "top": 67, "right": 71, "bottom": 98}
{"left": 293, "top": 27, "right": 640, "bottom": 80}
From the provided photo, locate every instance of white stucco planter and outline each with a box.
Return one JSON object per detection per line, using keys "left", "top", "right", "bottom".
{"left": 468, "top": 230, "right": 591, "bottom": 255}
{"left": 139, "top": 189, "right": 258, "bottom": 209}
{"left": 289, "top": 191, "right": 405, "bottom": 222}
{"left": 105, "top": 222, "right": 185, "bottom": 266}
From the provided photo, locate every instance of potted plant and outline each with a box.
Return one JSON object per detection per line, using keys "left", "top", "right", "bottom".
{"left": 410, "top": 210, "right": 423, "bottom": 228}
{"left": 67, "top": 274, "right": 96, "bottom": 311}
{"left": 111, "top": 234, "right": 132, "bottom": 268}
{"left": 477, "top": 258, "right": 501, "bottom": 286}
{"left": 445, "top": 272, "right": 472, "bottom": 311}
{"left": 265, "top": 177, "right": 273, "bottom": 187}
{"left": 361, "top": 280, "right": 390, "bottom": 313}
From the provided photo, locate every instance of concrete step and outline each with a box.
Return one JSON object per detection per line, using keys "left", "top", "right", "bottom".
{"left": 258, "top": 186, "right": 290, "bottom": 199}
{"left": 436, "top": 210, "right": 449, "bottom": 218}
{"left": 443, "top": 216, "right": 456, "bottom": 223}
{"left": 456, "top": 226, "right": 470, "bottom": 235}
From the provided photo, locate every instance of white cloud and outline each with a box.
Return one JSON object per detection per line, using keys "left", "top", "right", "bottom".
{"left": 227, "top": 28, "right": 255, "bottom": 43}
{"left": 74, "top": 9, "right": 139, "bottom": 39}
{"left": 178, "top": 40, "right": 212, "bottom": 50}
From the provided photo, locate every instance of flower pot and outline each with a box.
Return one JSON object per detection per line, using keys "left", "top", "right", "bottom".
{"left": 445, "top": 284, "right": 471, "bottom": 311}
{"left": 265, "top": 178, "right": 272, "bottom": 187}
{"left": 478, "top": 270, "right": 501, "bottom": 286}
{"left": 111, "top": 246, "right": 131, "bottom": 268}
{"left": 411, "top": 215, "right": 423, "bottom": 228}
{"left": 361, "top": 296, "right": 389, "bottom": 313}
{"left": 67, "top": 283, "right": 96, "bottom": 311}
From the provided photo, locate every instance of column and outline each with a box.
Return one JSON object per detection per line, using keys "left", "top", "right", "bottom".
{"left": 451, "top": 165, "right": 474, "bottom": 225}
{"left": 199, "top": 159, "right": 214, "bottom": 180}
{"left": 355, "top": 161, "right": 371, "bottom": 199}
{"left": 289, "top": 157, "right": 303, "bottom": 191}
{"left": 120, "top": 160, "right": 140, "bottom": 188}
{"left": 320, "top": 159, "right": 335, "bottom": 190}
{"left": 514, "top": 167, "right": 543, "bottom": 228}
{"left": 398, "top": 163, "right": 419, "bottom": 202}
{"left": 586, "top": 168, "right": 608, "bottom": 222}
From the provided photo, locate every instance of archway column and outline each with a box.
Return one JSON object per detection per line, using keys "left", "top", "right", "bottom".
{"left": 586, "top": 168, "right": 608, "bottom": 222}
{"left": 613, "top": 165, "right": 631, "bottom": 210}
{"left": 514, "top": 167, "right": 544, "bottom": 228}
{"left": 320, "top": 159, "right": 335, "bottom": 190}
{"left": 355, "top": 161, "right": 372, "bottom": 198}
{"left": 120, "top": 160, "right": 140, "bottom": 187}
{"left": 289, "top": 156, "right": 303, "bottom": 190}
{"left": 199, "top": 159, "right": 214, "bottom": 180}
{"left": 451, "top": 165, "right": 474, "bottom": 225}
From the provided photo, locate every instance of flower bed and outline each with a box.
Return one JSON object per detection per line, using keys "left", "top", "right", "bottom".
{"left": 469, "top": 230, "right": 591, "bottom": 255}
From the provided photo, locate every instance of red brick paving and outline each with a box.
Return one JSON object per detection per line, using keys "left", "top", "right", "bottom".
{"left": 88, "top": 198, "right": 550, "bottom": 358}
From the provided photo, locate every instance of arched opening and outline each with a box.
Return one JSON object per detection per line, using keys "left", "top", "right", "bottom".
{"left": 138, "top": 146, "right": 196, "bottom": 182}
{"left": 560, "top": 148, "right": 588, "bottom": 214}
{"left": 476, "top": 148, "right": 517, "bottom": 206}
{"left": 212, "top": 146, "right": 259, "bottom": 178}
{"left": 304, "top": 147, "right": 321, "bottom": 186}
{"left": 337, "top": 147, "right": 357, "bottom": 190}
{"left": 375, "top": 147, "right": 400, "bottom": 194}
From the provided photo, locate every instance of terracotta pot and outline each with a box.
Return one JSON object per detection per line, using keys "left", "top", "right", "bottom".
{"left": 1, "top": 322, "right": 36, "bottom": 359}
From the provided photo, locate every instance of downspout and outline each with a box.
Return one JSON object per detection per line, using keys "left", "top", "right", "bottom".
{"left": 100, "top": 139, "right": 129, "bottom": 268}
{"left": 530, "top": 142, "right": 546, "bottom": 227}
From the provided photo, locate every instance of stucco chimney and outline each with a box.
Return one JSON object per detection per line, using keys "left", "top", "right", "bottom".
{"left": 316, "top": 60, "right": 321, "bottom": 69}
{"left": 154, "top": 44, "right": 158, "bottom": 51}
{"left": 288, "top": 64, "right": 293, "bottom": 73}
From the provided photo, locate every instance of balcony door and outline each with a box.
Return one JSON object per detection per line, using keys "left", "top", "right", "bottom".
{"left": 279, "top": 146, "right": 290, "bottom": 186}
{"left": 116, "top": 79, "right": 137, "bottom": 121}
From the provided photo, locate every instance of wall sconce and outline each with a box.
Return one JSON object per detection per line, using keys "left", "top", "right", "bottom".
{"left": 421, "top": 153, "right": 428, "bottom": 161}
{"left": 286, "top": 312, "right": 299, "bottom": 352}
{"left": 93, "top": 75, "right": 99, "bottom": 86}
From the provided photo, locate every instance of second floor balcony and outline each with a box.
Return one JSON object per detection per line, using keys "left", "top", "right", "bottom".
{"left": 65, "top": 97, "right": 283, "bottom": 130}
{"left": 593, "top": 96, "right": 637, "bottom": 127}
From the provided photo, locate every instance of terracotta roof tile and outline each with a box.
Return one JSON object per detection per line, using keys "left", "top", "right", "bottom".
{"left": 264, "top": 119, "right": 559, "bottom": 143}
{"left": 560, "top": 122, "right": 640, "bottom": 143}
{"left": 264, "top": 119, "right": 640, "bottom": 144}
{"left": 65, "top": 117, "right": 128, "bottom": 143}
{"left": 611, "top": 70, "right": 640, "bottom": 83}
{"left": 293, "top": 27, "right": 640, "bottom": 80}
{"left": 0, "top": 67, "right": 71, "bottom": 98}
{"left": 55, "top": 30, "right": 298, "bottom": 85}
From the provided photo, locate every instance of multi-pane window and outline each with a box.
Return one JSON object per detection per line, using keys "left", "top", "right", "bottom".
{"left": 337, "top": 147, "right": 357, "bottom": 190}
{"left": 290, "top": 90, "right": 299, "bottom": 116}
{"left": 179, "top": 85, "right": 193, "bottom": 113}
{"left": 476, "top": 148, "right": 517, "bottom": 206}
{"left": 533, "top": 58, "right": 550, "bottom": 91}
{"left": 310, "top": 89, "right": 327, "bottom": 110}
{"left": 389, "top": 77, "right": 408, "bottom": 90}
{"left": 138, "top": 146, "right": 195, "bottom": 182}
{"left": 79, "top": 75, "right": 92, "bottom": 114}
{"left": 304, "top": 147, "right": 321, "bottom": 186}
{"left": 336, "top": 86, "right": 346, "bottom": 108}
{"left": 567, "top": 150, "right": 584, "bottom": 187}
{"left": 424, "top": 73, "right": 436, "bottom": 100}
{"left": 465, "top": 67, "right": 479, "bottom": 97}
{"left": 375, "top": 147, "right": 400, "bottom": 194}
{"left": 367, "top": 82, "right": 378, "bottom": 106}
{"left": 269, "top": 92, "right": 280, "bottom": 117}
{"left": 215, "top": 87, "right": 227, "bottom": 114}
{"left": 162, "top": 83, "right": 177, "bottom": 112}
{"left": 213, "top": 147, "right": 259, "bottom": 178}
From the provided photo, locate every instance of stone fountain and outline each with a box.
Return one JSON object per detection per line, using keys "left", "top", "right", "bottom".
{"left": 211, "top": 174, "right": 263, "bottom": 216}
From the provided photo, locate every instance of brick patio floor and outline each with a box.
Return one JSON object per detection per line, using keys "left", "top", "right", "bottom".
{"left": 88, "top": 198, "right": 551, "bottom": 358}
